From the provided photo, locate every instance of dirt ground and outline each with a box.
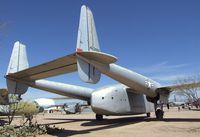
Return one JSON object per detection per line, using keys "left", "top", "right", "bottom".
{"left": 11, "top": 107, "right": 200, "bottom": 137}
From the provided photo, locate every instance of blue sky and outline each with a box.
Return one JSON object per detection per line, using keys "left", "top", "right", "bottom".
{"left": 0, "top": 0, "right": 200, "bottom": 101}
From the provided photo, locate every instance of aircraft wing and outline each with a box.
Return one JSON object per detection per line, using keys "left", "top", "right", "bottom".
{"left": 48, "top": 97, "right": 71, "bottom": 100}
{"left": 158, "top": 81, "right": 200, "bottom": 91}
{"left": 6, "top": 53, "right": 77, "bottom": 81}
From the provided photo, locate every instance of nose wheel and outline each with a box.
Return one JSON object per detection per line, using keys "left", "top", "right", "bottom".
{"left": 96, "top": 114, "right": 103, "bottom": 120}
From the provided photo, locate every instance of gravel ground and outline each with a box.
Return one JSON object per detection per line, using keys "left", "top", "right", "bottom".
{"left": 11, "top": 107, "right": 200, "bottom": 137}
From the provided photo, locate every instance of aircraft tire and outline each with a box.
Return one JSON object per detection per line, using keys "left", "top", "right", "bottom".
{"left": 146, "top": 112, "right": 151, "bottom": 117}
{"left": 96, "top": 114, "right": 103, "bottom": 120}
{"left": 156, "top": 109, "right": 164, "bottom": 120}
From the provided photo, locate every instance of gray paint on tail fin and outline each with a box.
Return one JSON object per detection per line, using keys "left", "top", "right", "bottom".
{"left": 76, "top": 5, "right": 101, "bottom": 83}
{"left": 6, "top": 41, "right": 29, "bottom": 94}
{"left": 87, "top": 6, "right": 100, "bottom": 52}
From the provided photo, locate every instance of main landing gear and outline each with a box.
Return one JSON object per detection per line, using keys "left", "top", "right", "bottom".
{"left": 155, "top": 109, "right": 164, "bottom": 120}
{"left": 154, "top": 103, "right": 164, "bottom": 120}
{"left": 96, "top": 114, "right": 103, "bottom": 120}
{"left": 146, "top": 94, "right": 166, "bottom": 120}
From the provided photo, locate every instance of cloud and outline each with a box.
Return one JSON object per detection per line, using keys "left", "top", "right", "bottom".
{"left": 150, "top": 74, "right": 188, "bottom": 83}
{"left": 21, "top": 88, "right": 64, "bottom": 101}
{"left": 136, "top": 61, "right": 189, "bottom": 74}
{"left": 134, "top": 61, "right": 196, "bottom": 85}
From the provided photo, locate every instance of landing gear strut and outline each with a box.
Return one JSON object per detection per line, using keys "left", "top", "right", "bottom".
{"left": 96, "top": 114, "right": 103, "bottom": 120}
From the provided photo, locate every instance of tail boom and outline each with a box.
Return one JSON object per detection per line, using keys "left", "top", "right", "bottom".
{"left": 77, "top": 55, "right": 160, "bottom": 98}
{"left": 10, "top": 79, "right": 93, "bottom": 101}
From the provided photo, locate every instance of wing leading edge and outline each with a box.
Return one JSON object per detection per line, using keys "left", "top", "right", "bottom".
{"left": 158, "top": 81, "right": 200, "bottom": 91}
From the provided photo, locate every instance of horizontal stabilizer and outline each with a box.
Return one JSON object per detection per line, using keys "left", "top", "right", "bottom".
{"left": 77, "top": 51, "right": 117, "bottom": 64}
{"left": 7, "top": 53, "right": 77, "bottom": 81}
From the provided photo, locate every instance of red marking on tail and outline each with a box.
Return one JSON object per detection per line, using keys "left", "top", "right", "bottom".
{"left": 76, "top": 48, "right": 83, "bottom": 53}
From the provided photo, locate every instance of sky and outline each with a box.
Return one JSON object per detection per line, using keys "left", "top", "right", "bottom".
{"left": 0, "top": 0, "right": 200, "bottom": 101}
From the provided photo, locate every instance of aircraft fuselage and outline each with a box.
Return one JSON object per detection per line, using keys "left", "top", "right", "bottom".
{"left": 91, "top": 84, "right": 154, "bottom": 115}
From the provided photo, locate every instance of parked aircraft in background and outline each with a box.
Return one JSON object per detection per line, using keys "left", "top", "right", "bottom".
{"left": 34, "top": 98, "right": 55, "bottom": 109}
{"left": 34, "top": 97, "right": 88, "bottom": 114}
{"left": 4, "top": 5, "right": 200, "bottom": 120}
{"left": 169, "top": 101, "right": 186, "bottom": 107}
{"left": 0, "top": 89, "right": 84, "bottom": 115}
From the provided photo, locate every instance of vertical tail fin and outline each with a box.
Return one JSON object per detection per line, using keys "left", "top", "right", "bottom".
{"left": 76, "top": 5, "right": 100, "bottom": 52}
{"left": 76, "top": 5, "right": 101, "bottom": 83}
{"left": 6, "top": 41, "right": 29, "bottom": 94}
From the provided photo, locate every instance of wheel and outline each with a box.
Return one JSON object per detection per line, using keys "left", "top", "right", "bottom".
{"left": 96, "top": 114, "right": 103, "bottom": 120}
{"left": 155, "top": 109, "right": 164, "bottom": 120}
{"left": 146, "top": 112, "right": 151, "bottom": 117}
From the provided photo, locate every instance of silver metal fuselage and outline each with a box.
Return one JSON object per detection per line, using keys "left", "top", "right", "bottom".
{"left": 91, "top": 84, "right": 154, "bottom": 115}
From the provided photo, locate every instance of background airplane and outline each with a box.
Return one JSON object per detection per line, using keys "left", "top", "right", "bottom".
{"left": 0, "top": 89, "right": 88, "bottom": 116}
{"left": 34, "top": 97, "right": 89, "bottom": 114}
{"left": 4, "top": 5, "right": 200, "bottom": 120}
